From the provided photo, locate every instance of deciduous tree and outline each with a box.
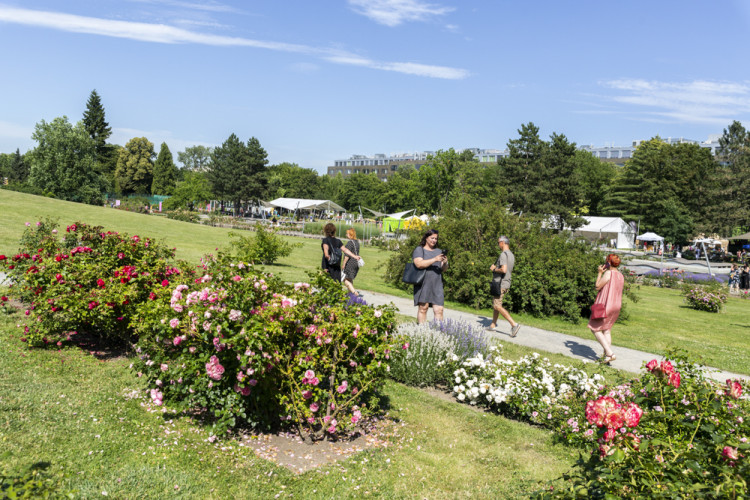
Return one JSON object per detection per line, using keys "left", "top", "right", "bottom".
{"left": 177, "top": 145, "right": 213, "bottom": 172}
{"left": 115, "top": 137, "right": 155, "bottom": 195}
{"left": 27, "top": 116, "right": 105, "bottom": 204}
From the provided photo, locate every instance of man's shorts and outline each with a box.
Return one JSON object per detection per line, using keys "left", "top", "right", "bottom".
{"left": 492, "top": 287, "right": 509, "bottom": 309}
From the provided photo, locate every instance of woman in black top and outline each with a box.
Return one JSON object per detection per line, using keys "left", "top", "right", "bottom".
{"left": 741, "top": 264, "right": 750, "bottom": 290}
{"left": 321, "top": 223, "right": 359, "bottom": 283}
{"left": 342, "top": 227, "right": 363, "bottom": 294}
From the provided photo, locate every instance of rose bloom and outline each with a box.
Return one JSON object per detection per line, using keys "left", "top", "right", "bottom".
{"left": 585, "top": 396, "right": 619, "bottom": 427}
{"left": 727, "top": 379, "right": 743, "bottom": 399}
{"left": 622, "top": 402, "right": 643, "bottom": 428}
{"left": 645, "top": 359, "right": 658, "bottom": 372}
{"left": 603, "top": 409, "right": 625, "bottom": 430}
{"left": 660, "top": 360, "right": 674, "bottom": 374}
{"left": 310, "top": 403, "right": 319, "bottom": 412}
{"left": 723, "top": 446, "right": 739, "bottom": 460}
{"left": 169, "top": 318, "right": 180, "bottom": 328}
{"left": 302, "top": 390, "right": 313, "bottom": 400}
{"left": 668, "top": 371, "right": 681, "bottom": 388}
{"left": 205, "top": 355, "right": 225, "bottom": 380}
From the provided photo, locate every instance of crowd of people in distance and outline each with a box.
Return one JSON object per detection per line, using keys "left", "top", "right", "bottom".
{"left": 729, "top": 263, "right": 750, "bottom": 292}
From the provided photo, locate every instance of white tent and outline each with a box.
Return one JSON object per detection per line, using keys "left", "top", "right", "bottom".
{"left": 265, "top": 198, "right": 346, "bottom": 213}
{"left": 637, "top": 232, "right": 664, "bottom": 242}
{"left": 570, "top": 216, "right": 635, "bottom": 249}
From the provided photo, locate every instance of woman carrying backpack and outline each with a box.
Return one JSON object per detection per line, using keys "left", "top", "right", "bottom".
{"left": 321, "top": 223, "right": 359, "bottom": 283}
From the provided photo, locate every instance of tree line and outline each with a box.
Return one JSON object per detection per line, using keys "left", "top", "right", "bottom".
{"left": 2, "top": 90, "right": 750, "bottom": 243}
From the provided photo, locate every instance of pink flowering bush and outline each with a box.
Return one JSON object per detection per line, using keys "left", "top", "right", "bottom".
{"left": 0, "top": 219, "right": 179, "bottom": 346}
{"left": 131, "top": 253, "right": 398, "bottom": 440}
{"left": 541, "top": 350, "right": 750, "bottom": 498}
{"left": 682, "top": 283, "right": 727, "bottom": 313}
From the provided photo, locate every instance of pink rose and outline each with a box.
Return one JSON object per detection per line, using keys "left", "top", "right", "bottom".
{"left": 310, "top": 403, "right": 319, "bottom": 412}
{"left": 160, "top": 363, "right": 169, "bottom": 372}
{"left": 205, "top": 355, "right": 225, "bottom": 380}
{"left": 173, "top": 336, "right": 182, "bottom": 346}
{"left": 150, "top": 388, "right": 163, "bottom": 406}
{"left": 302, "top": 390, "right": 313, "bottom": 400}
{"left": 645, "top": 359, "right": 658, "bottom": 372}
{"left": 170, "top": 318, "right": 180, "bottom": 328}
{"left": 723, "top": 446, "right": 739, "bottom": 460}
{"left": 336, "top": 380, "right": 348, "bottom": 394}
{"left": 660, "top": 360, "right": 674, "bottom": 374}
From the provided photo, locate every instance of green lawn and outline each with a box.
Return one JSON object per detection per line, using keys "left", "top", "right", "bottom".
{"left": 0, "top": 306, "right": 589, "bottom": 498}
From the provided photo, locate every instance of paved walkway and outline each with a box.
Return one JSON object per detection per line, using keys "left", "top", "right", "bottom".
{"left": 1, "top": 271, "right": 744, "bottom": 382}
{"left": 358, "top": 289, "right": 748, "bottom": 383}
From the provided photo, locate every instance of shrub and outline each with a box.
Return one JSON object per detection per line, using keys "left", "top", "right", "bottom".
{"left": 114, "top": 196, "right": 151, "bottom": 214}
{"left": 389, "top": 319, "right": 490, "bottom": 387}
{"left": 682, "top": 283, "right": 727, "bottom": 313}
{"left": 384, "top": 202, "right": 611, "bottom": 321}
{"left": 540, "top": 351, "right": 750, "bottom": 499}
{"left": 451, "top": 351, "right": 604, "bottom": 420}
{"left": 228, "top": 224, "right": 299, "bottom": 265}
{"left": 0, "top": 219, "right": 179, "bottom": 346}
{"left": 131, "top": 265, "right": 399, "bottom": 440}
{"left": 165, "top": 209, "right": 200, "bottom": 223}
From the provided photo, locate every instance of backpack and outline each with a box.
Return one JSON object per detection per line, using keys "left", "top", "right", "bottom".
{"left": 327, "top": 239, "right": 342, "bottom": 266}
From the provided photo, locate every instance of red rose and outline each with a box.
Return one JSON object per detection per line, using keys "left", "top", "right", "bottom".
{"left": 645, "top": 359, "right": 658, "bottom": 372}
{"left": 668, "top": 371, "right": 681, "bottom": 388}
{"left": 161, "top": 279, "right": 169, "bottom": 287}
{"left": 97, "top": 278, "right": 106, "bottom": 288}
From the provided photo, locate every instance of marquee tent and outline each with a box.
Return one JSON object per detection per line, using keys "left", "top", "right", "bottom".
{"left": 637, "top": 232, "right": 664, "bottom": 242}
{"left": 570, "top": 216, "right": 636, "bottom": 249}
{"left": 264, "top": 198, "right": 346, "bottom": 213}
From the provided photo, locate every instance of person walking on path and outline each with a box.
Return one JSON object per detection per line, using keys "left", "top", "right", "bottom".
{"left": 321, "top": 223, "right": 359, "bottom": 283}
{"left": 487, "top": 235, "right": 521, "bottom": 337}
{"left": 412, "top": 229, "right": 448, "bottom": 324}
{"left": 588, "top": 253, "right": 624, "bottom": 364}
{"left": 341, "top": 227, "right": 363, "bottom": 295}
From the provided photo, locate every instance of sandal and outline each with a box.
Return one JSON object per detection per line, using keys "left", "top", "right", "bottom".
{"left": 601, "top": 354, "right": 617, "bottom": 364}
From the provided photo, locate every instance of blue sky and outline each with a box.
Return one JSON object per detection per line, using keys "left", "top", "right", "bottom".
{"left": 1, "top": 0, "right": 750, "bottom": 173}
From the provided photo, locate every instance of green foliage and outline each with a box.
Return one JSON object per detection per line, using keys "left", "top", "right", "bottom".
{"left": 499, "top": 124, "right": 586, "bottom": 230}
{"left": 542, "top": 350, "right": 750, "bottom": 499}
{"left": 132, "top": 265, "right": 399, "bottom": 439}
{"left": 267, "top": 162, "right": 321, "bottom": 199}
{"left": 151, "top": 142, "right": 178, "bottom": 195}
{"left": 574, "top": 150, "right": 615, "bottom": 215}
{"left": 163, "top": 171, "right": 212, "bottom": 211}
{"left": 81, "top": 89, "right": 112, "bottom": 150}
{"left": 0, "top": 149, "right": 30, "bottom": 185}
{"left": 601, "top": 138, "right": 715, "bottom": 244}
{"left": 228, "top": 224, "right": 299, "bottom": 265}
{"left": 0, "top": 219, "right": 178, "bottom": 346}
{"left": 164, "top": 209, "right": 200, "bottom": 223}
{"left": 208, "top": 134, "right": 268, "bottom": 212}
{"left": 177, "top": 145, "right": 213, "bottom": 172}
{"left": 0, "top": 461, "right": 76, "bottom": 499}
{"left": 27, "top": 116, "right": 105, "bottom": 205}
{"left": 385, "top": 202, "right": 607, "bottom": 321}
{"left": 115, "top": 137, "right": 155, "bottom": 195}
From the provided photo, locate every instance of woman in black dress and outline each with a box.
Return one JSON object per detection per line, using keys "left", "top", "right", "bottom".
{"left": 412, "top": 229, "right": 448, "bottom": 324}
{"left": 741, "top": 264, "right": 750, "bottom": 291}
{"left": 342, "top": 227, "right": 362, "bottom": 295}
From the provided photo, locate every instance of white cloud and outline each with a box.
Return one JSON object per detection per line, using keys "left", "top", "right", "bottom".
{"left": 347, "top": 0, "right": 454, "bottom": 27}
{"left": 0, "top": 5, "right": 468, "bottom": 80}
{"left": 124, "top": 0, "right": 239, "bottom": 14}
{"left": 601, "top": 79, "right": 750, "bottom": 126}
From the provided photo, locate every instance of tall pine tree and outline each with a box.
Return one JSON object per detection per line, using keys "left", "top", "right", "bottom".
{"left": 82, "top": 89, "right": 116, "bottom": 189}
{"left": 152, "top": 142, "right": 178, "bottom": 195}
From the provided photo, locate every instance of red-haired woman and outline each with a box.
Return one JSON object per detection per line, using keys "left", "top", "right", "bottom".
{"left": 588, "top": 253, "right": 624, "bottom": 364}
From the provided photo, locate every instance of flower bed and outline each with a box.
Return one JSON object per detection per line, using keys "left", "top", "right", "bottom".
{"left": 541, "top": 352, "right": 750, "bottom": 498}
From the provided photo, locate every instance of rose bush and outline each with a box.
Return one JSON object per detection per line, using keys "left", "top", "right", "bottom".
{"left": 0, "top": 219, "right": 179, "bottom": 346}
{"left": 131, "top": 255, "right": 399, "bottom": 440}
{"left": 682, "top": 283, "right": 728, "bottom": 313}
{"left": 540, "top": 351, "right": 750, "bottom": 499}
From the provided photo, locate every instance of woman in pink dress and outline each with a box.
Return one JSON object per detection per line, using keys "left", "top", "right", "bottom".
{"left": 588, "top": 254, "right": 624, "bottom": 364}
